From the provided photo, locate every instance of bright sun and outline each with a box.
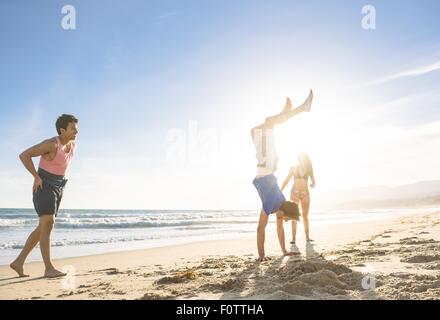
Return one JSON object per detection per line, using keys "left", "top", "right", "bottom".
{"left": 273, "top": 107, "right": 363, "bottom": 191}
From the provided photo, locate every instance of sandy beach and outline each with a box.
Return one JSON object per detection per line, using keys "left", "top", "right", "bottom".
{"left": 1, "top": 210, "right": 439, "bottom": 300}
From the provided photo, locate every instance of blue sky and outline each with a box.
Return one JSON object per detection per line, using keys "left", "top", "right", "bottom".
{"left": 0, "top": 0, "right": 439, "bottom": 209}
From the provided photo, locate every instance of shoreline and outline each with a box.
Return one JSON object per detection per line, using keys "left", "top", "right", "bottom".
{"left": 0, "top": 209, "right": 425, "bottom": 267}
{"left": 1, "top": 210, "right": 439, "bottom": 300}
{"left": 1, "top": 207, "right": 432, "bottom": 266}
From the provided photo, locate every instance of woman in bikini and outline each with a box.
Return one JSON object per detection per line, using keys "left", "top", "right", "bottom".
{"left": 281, "top": 152, "right": 316, "bottom": 244}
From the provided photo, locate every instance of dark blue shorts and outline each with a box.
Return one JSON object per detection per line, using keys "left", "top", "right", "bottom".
{"left": 253, "top": 174, "right": 285, "bottom": 215}
{"left": 33, "top": 169, "right": 67, "bottom": 217}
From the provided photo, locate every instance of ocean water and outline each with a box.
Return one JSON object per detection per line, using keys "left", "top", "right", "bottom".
{"left": 0, "top": 207, "right": 434, "bottom": 265}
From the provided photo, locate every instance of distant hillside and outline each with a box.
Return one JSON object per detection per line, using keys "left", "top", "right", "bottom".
{"left": 315, "top": 180, "right": 440, "bottom": 210}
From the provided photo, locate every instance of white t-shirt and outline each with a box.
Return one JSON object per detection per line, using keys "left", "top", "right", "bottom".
{"left": 252, "top": 127, "right": 278, "bottom": 175}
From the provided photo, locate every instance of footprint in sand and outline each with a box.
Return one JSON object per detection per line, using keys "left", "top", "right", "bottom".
{"left": 353, "top": 263, "right": 366, "bottom": 267}
{"left": 139, "top": 292, "right": 174, "bottom": 300}
{"left": 57, "top": 291, "right": 74, "bottom": 298}
{"left": 112, "top": 290, "right": 126, "bottom": 295}
{"left": 401, "top": 255, "right": 440, "bottom": 263}
{"left": 399, "top": 238, "right": 438, "bottom": 245}
{"left": 96, "top": 268, "right": 117, "bottom": 272}
{"left": 106, "top": 268, "right": 123, "bottom": 275}
{"left": 142, "top": 272, "right": 154, "bottom": 277}
{"left": 390, "top": 272, "right": 412, "bottom": 279}
{"left": 422, "top": 263, "right": 440, "bottom": 270}
{"left": 97, "top": 282, "right": 112, "bottom": 290}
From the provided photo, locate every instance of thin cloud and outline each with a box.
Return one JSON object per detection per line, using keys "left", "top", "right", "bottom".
{"left": 360, "top": 61, "right": 440, "bottom": 88}
{"left": 410, "top": 120, "right": 440, "bottom": 138}
{"left": 158, "top": 11, "right": 177, "bottom": 20}
{"left": 155, "top": 11, "right": 178, "bottom": 26}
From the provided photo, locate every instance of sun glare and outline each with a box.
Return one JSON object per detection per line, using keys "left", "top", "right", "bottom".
{"left": 274, "top": 105, "right": 362, "bottom": 191}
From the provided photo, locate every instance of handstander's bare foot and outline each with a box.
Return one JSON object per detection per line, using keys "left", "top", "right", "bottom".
{"left": 44, "top": 267, "right": 66, "bottom": 278}
{"left": 301, "top": 89, "right": 314, "bottom": 112}
{"left": 10, "top": 261, "right": 29, "bottom": 278}
{"left": 282, "top": 97, "right": 293, "bottom": 113}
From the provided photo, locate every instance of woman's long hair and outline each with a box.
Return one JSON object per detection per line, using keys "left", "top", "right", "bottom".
{"left": 297, "top": 152, "right": 314, "bottom": 179}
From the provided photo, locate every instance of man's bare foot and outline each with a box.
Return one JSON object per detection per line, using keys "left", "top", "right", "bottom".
{"left": 282, "top": 97, "right": 293, "bottom": 113}
{"left": 10, "top": 261, "right": 29, "bottom": 278}
{"left": 44, "top": 268, "right": 66, "bottom": 278}
{"left": 301, "top": 89, "right": 313, "bottom": 112}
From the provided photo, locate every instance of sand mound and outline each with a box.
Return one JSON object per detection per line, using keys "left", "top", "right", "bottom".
{"left": 338, "top": 272, "right": 368, "bottom": 290}
{"left": 288, "top": 259, "right": 352, "bottom": 276}
{"left": 202, "top": 278, "right": 246, "bottom": 291}
{"left": 298, "top": 269, "right": 347, "bottom": 289}
{"left": 282, "top": 280, "right": 314, "bottom": 296}
{"left": 279, "top": 270, "right": 348, "bottom": 297}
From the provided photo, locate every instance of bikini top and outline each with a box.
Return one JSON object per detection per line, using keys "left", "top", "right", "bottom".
{"left": 292, "top": 166, "right": 308, "bottom": 180}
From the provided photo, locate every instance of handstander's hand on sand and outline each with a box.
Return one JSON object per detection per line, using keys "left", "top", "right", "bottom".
{"left": 44, "top": 268, "right": 67, "bottom": 278}
{"left": 9, "top": 261, "right": 29, "bottom": 278}
{"left": 257, "top": 256, "right": 271, "bottom": 262}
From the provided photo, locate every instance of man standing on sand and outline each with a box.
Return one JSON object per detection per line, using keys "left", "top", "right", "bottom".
{"left": 251, "top": 90, "right": 313, "bottom": 261}
{"left": 10, "top": 114, "right": 78, "bottom": 278}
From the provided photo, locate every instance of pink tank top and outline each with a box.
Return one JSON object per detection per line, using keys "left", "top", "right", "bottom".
{"left": 39, "top": 137, "right": 76, "bottom": 176}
